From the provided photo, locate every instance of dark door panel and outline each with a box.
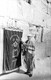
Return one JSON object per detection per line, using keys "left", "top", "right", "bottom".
{"left": 3, "top": 29, "right": 22, "bottom": 72}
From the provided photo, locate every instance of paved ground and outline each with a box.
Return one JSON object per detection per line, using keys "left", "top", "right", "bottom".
{"left": 0, "top": 70, "right": 51, "bottom": 80}
{"left": 0, "top": 57, "right": 51, "bottom": 80}
{"left": 0, "top": 42, "right": 51, "bottom": 80}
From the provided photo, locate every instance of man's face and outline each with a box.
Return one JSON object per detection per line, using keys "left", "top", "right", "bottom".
{"left": 28, "top": 36, "right": 31, "bottom": 40}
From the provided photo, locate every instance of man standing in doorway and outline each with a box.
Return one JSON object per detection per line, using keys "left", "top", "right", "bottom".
{"left": 23, "top": 34, "right": 35, "bottom": 77}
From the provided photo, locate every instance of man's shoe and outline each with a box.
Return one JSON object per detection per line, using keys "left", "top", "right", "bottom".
{"left": 24, "top": 71, "right": 29, "bottom": 74}
{"left": 28, "top": 73, "right": 32, "bottom": 77}
{"left": 24, "top": 72, "right": 32, "bottom": 77}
